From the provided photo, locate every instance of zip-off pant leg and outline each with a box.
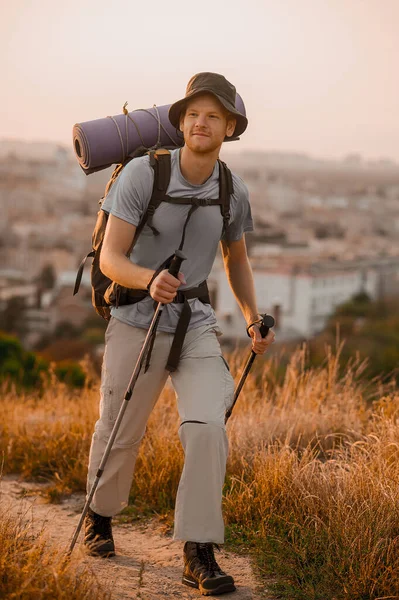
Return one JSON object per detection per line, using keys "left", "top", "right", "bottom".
{"left": 87, "top": 319, "right": 234, "bottom": 543}
{"left": 171, "top": 325, "right": 235, "bottom": 544}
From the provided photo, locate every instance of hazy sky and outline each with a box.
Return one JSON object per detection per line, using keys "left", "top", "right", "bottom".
{"left": 1, "top": 0, "right": 398, "bottom": 161}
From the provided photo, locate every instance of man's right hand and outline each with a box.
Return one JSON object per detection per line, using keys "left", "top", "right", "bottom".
{"left": 148, "top": 270, "right": 186, "bottom": 304}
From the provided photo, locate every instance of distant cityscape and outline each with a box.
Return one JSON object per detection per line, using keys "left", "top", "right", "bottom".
{"left": 1, "top": 139, "right": 399, "bottom": 349}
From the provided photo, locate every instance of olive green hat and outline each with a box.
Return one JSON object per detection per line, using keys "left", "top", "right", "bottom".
{"left": 168, "top": 72, "right": 248, "bottom": 138}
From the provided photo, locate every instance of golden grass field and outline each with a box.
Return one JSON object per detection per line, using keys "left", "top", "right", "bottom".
{"left": 1, "top": 342, "right": 399, "bottom": 599}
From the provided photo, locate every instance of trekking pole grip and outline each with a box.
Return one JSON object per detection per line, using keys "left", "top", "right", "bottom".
{"left": 259, "top": 314, "right": 275, "bottom": 338}
{"left": 168, "top": 250, "right": 187, "bottom": 278}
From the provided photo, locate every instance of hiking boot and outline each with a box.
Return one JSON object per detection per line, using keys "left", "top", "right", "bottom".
{"left": 182, "top": 541, "right": 236, "bottom": 596}
{"left": 84, "top": 507, "right": 115, "bottom": 557}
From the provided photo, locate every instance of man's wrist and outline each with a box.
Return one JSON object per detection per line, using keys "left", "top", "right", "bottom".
{"left": 246, "top": 312, "right": 262, "bottom": 326}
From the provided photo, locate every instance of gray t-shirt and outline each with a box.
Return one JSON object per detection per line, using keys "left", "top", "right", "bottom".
{"left": 102, "top": 148, "right": 253, "bottom": 332}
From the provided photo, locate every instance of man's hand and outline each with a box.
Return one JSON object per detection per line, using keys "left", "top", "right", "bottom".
{"left": 148, "top": 270, "right": 186, "bottom": 304}
{"left": 248, "top": 323, "right": 275, "bottom": 354}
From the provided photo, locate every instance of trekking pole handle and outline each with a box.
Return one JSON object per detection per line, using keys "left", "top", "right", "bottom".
{"left": 168, "top": 250, "right": 187, "bottom": 278}
{"left": 259, "top": 314, "right": 275, "bottom": 338}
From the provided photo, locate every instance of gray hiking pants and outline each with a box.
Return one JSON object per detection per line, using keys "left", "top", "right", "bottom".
{"left": 87, "top": 317, "right": 235, "bottom": 543}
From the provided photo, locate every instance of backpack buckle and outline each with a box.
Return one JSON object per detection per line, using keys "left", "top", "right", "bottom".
{"left": 173, "top": 290, "right": 185, "bottom": 303}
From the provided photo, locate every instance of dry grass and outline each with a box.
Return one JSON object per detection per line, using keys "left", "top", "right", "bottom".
{"left": 0, "top": 377, "right": 98, "bottom": 501}
{"left": 0, "top": 502, "right": 110, "bottom": 599}
{"left": 2, "top": 342, "right": 399, "bottom": 598}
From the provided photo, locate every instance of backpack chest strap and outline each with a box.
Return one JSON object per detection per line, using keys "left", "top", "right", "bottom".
{"left": 146, "top": 150, "right": 233, "bottom": 240}
{"left": 162, "top": 196, "right": 222, "bottom": 206}
{"left": 146, "top": 196, "right": 222, "bottom": 238}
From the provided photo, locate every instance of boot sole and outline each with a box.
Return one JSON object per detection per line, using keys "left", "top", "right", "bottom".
{"left": 88, "top": 550, "right": 116, "bottom": 558}
{"left": 182, "top": 574, "right": 236, "bottom": 596}
{"left": 84, "top": 540, "right": 115, "bottom": 558}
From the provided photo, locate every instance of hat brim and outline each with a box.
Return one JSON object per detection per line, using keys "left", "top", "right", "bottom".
{"left": 168, "top": 89, "right": 248, "bottom": 140}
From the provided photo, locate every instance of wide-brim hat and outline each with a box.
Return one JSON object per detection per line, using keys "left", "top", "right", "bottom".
{"left": 168, "top": 72, "right": 248, "bottom": 139}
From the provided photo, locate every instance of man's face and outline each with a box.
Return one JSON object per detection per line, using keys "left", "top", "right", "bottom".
{"left": 179, "top": 94, "right": 236, "bottom": 154}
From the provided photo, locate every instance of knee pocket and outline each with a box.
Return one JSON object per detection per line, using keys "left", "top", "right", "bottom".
{"left": 100, "top": 374, "right": 127, "bottom": 423}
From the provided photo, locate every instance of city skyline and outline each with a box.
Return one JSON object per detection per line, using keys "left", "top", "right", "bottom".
{"left": 1, "top": 0, "right": 399, "bottom": 162}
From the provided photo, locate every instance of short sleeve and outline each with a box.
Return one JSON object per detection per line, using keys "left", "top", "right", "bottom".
{"left": 222, "top": 175, "right": 254, "bottom": 242}
{"left": 101, "top": 156, "right": 154, "bottom": 226}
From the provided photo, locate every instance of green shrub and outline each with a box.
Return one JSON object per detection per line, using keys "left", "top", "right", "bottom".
{"left": 54, "top": 360, "right": 86, "bottom": 388}
{"left": 0, "top": 331, "right": 87, "bottom": 389}
{"left": 0, "top": 331, "right": 48, "bottom": 388}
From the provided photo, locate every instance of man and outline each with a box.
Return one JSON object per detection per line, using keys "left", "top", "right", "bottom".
{"left": 84, "top": 72, "right": 275, "bottom": 596}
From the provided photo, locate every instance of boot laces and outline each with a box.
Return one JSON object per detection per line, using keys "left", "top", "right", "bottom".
{"left": 197, "top": 543, "right": 221, "bottom": 575}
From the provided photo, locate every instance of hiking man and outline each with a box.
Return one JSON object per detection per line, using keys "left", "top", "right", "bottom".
{"left": 84, "top": 72, "right": 275, "bottom": 596}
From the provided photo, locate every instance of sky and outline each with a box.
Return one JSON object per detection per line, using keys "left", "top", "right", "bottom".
{"left": 1, "top": 0, "right": 398, "bottom": 161}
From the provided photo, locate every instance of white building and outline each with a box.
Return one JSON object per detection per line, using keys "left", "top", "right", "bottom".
{"left": 213, "top": 257, "right": 398, "bottom": 340}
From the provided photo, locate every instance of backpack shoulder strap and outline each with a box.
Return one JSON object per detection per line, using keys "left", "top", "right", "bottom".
{"left": 150, "top": 148, "right": 172, "bottom": 194}
{"left": 128, "top": 148, "right": 172, "bottom": 249}
{"left": 217, "top": 159, "right": 234, "bottom": 233}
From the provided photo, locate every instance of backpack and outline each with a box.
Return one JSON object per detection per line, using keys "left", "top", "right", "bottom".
{"left": 73, "top": 147, "right": 234, "bottom": 330}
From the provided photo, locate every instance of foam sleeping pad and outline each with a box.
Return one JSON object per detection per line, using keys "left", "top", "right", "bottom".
{"left": 72, "top": 95, "right": 246, "bottom": 175}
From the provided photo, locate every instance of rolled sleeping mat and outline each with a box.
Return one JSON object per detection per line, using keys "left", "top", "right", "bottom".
{"left": 72, "top": 94, "right": 246, "bottom": 175}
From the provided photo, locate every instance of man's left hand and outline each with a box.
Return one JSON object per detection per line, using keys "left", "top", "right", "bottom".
{"left": 248, "top": 324, "right": 275, "bottom": 354}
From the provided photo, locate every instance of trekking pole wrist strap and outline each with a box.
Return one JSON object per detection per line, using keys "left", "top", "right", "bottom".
{"left": 246, "top": 315, "right": 263, "bottom": 337}
{"left": 146, "top": 270, "right": 159, "bottom": 293}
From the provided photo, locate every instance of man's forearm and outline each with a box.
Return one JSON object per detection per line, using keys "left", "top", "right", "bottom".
{"left": 100, "top": 250, "right": 154, "bottom": 290}
{"left": 224, "top": 256, "right": 260, "bottom": 325}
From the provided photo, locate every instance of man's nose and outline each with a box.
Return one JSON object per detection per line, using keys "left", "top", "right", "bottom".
{"left": 194, "top": 114, "right": 207, "bottom": 127}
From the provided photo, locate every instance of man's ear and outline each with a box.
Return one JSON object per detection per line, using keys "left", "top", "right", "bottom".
{"left": 225, "top": 117, "right": 236, "bottom": 138}
{"left": 179, "top": 112, "right": 185, "bottom": 133}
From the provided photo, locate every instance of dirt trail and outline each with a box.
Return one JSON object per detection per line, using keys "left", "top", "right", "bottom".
{"left": 1, "top": 476, "right": 272, "bottom": 599}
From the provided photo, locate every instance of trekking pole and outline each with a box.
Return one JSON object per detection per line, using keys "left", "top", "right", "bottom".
{"left": 68, "top": 250, "right": 187, "bottom": 555}
{"left": 225, "top": 313, "right": 275, "bottom": 424}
